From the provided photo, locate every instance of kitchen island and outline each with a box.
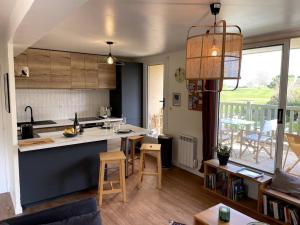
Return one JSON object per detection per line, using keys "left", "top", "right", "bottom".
{"left": 18, "top": 125, "right": 147, "bottom": 207}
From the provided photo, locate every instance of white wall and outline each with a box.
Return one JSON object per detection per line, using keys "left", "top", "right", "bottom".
{"left": 140, "top": 50, "right": 203, "bottom": 176}
{"left": 0, "top": 39, "right": 22, "bottom": 213}
{"left": 16, "top": 89, "right": 109, "bottom": 122}
{"left": 0, "top": 39, "right": 9, "bottom": 193}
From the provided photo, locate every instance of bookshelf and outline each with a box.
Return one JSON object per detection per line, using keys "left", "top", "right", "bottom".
{"left": 204, "top": 159, "right": 300, "bottom": 225}
{"left": 261, "top": 188, "right": 300, "bottom": 225}
{"left": 204, "top": 159, "right": 272, "bottom": 213}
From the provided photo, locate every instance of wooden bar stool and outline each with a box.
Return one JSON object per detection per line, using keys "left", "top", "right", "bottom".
{"left": 128, "top": 135, "right": 144, "bottom": 175}
{"left": 139, "top": 143, "right": 162, "bottom": 189}
{"left": 98, "top": 151, "right": 126, "bottom": 206}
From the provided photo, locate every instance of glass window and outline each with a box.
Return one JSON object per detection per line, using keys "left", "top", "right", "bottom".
{"left": 218, "top": 45, "right": 283, "bottom": 173}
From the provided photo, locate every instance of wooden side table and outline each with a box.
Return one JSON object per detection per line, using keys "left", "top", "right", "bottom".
{"left": 194, "top": 204, "right": 258, "bottom": 225}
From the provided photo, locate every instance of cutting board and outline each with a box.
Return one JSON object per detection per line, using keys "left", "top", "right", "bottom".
{"left": 18, "top": 138, "right": 54, "bottom": 147}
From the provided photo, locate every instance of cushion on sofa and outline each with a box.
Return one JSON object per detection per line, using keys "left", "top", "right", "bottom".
{"left": 40, "top": 211, "right": 100, "bottom": 225}
{"left": 3, "top": 198, "right": 101, "bottom": 225}
{"left": 270, "top": 168, "right": 300, "bottom": 199}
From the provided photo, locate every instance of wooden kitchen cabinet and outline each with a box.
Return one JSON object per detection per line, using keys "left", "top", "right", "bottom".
{"left": 14, "top": 50, "right": 28, "bottom": 88}
{"left": 26, "top": 49, "right": 51, "bottom": 88}
{"left": 84, "top": 54, "right": 98, "bottom": 70}
{"left": 27, "top": 49, "right": 51, "bottom": 75}
{"left": 71, "top": 53, "right": 85, "bottom": 88}
{"left": 15, "top": 49, "right": 116, "bottom": 89}
{"left": 84, "top": 54, "right": 98, "bottom": 88}
{"left": 85, "top": 70, "right": 98, "bottom": 89}
{"left": 49, "top": 51, "right": 71, "bottom": 88}
{"left": 98, "top": 64, "right": 116, "bottom": 89}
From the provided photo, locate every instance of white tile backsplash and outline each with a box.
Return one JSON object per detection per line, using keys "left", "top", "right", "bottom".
{"left": 16, "top": 89, "right": 109, "bottom": 122}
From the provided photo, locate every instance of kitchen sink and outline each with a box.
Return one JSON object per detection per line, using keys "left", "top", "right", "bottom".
{"left": 17, "top": 120, "right": 56, "bottom": 127}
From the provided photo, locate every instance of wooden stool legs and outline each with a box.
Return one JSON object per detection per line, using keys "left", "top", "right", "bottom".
{"left": 98, "top": 151, "right": 126, "bottom": 206}
{"left": 139, "top": 151, "right": 145, "bottom": 185}
{"left": 139, "top": 143, "right": 162, "bottom": 189}
{"left": 128, "top": 136, "right": 144, "bottom": 176}
{"left": 98, "top": 161, "right": 105, "bottom": 206}
{"left": 120, "top": 159, "right": 127, "bottom": 203}
{"left": 157, "top": 153, "right": 162, "bottom": 189}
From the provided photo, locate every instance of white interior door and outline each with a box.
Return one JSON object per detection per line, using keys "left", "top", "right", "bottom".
{"left": 147, "top": 64, "right": 164, "bottom": 136}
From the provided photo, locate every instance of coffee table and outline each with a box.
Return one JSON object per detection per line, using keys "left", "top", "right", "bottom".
{"left": 194, "top": 203, "right": 258, "bottom": 225}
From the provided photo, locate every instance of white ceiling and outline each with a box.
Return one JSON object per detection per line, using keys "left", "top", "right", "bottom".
{"left": 0, "top": 0, "right": 18, "bottom": 34}
{"left": 30, "top": 0, "right": 300, "bottom": 57}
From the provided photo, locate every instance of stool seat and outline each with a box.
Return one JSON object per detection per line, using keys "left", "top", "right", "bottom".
{"left": 100, "top": 151, "right": 126, "bottom": 161}
{"left": 128, "top": 135, "right": 144, "bottom": 141}
{"left": 141, "top": 143, "right": 161, "bottom": 152}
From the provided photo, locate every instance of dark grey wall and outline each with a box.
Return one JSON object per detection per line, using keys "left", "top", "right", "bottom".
{"left": 110, "top": 62, "right": 143, "bottom": 127}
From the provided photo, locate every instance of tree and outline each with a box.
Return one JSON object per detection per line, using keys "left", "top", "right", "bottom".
{"left": 267, "top": 75, "right": 295, "bottom": 89}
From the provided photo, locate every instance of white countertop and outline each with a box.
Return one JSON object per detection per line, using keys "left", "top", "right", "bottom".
{"left": 18, "top": 124, "right": 148, "bottom": 152}
{"left": 17, "top": 117, "right": 123, "bottom": 130}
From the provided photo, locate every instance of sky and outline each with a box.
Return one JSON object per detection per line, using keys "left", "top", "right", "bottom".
{"left": 225, "top": 46, "right": 300, "bottom": 88}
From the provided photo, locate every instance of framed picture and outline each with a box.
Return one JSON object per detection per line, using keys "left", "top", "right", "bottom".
{"left": 172, "top": 93, "right": 181, "bottom": 106}
{"left": 188, "top": 80, "right": 202, "bottom": 111}
{"left": 4, "top": 73, "right": 10, "bottom": 113}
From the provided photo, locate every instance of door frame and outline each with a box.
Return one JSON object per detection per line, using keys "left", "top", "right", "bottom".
{"left": 242, "top": 39, "right": 290, "bottom": 171}
{"left": 143, "top": 57, "right": 169, "bottom": 134}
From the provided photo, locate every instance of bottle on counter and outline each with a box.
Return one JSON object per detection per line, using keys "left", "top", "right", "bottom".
{"left": 73, "top": 112, "right": 80, "bottom": 133}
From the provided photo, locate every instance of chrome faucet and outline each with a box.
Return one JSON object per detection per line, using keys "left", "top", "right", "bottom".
{"left": 25, "top": 106, "right": 34, "bottom": 124}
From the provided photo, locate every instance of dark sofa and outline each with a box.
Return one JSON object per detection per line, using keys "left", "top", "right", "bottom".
{"left": 1, "top": 197, "right": 102, "bottom": 225}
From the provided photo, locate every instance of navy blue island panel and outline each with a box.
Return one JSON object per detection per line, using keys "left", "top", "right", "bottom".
{"left": 18, "top": 140, "right": 107, "bottom": 207}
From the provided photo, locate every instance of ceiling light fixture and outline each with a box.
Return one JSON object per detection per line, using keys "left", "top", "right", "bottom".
{"left": 185, "top": 2, "right": 243, "bottom": 92}
{"left": 106, "top": 41, "right": 114, "bottom": 64}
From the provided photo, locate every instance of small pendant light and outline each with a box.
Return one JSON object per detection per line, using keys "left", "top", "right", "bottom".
{"left": 106, "top": 41, "right": 114, "bottom": 65}
{"left": 186, "top": 2, "right": 243, "bottom": 92}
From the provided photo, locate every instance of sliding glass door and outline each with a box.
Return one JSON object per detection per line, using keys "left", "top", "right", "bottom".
{"left": 282, "top": 38, "right": 300, "bottom": 177}
{"left": 218, "top": 40, "right": 290, "bottom": 174}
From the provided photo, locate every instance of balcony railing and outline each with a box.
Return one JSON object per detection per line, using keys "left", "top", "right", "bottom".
{"left": 219, "top": 101, "right": 300, "bottom": 134}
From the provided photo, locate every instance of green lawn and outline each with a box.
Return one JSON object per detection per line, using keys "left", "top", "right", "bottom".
{"left": 220, "top": 87, "right": 275, "bottom": 104}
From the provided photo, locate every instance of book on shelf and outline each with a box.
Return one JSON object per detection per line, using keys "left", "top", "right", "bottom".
{"left": 205, "top": 173, "right": 216, "bottom": 190}
{"left": 216, "top": 172, "right": 228, "bottom": 196}
{"left": 205, "top": 172, "right": 228, "bottom": 196}
{"left": 230, "top": 177, "right": 246, "bottom": 201}
{"left": 262, "top": 194, "right": 300, "bottom": 224}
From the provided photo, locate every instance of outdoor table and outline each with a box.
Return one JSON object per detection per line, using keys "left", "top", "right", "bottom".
{"left": 220, "top": 118, "right": 255, "bottom": 150}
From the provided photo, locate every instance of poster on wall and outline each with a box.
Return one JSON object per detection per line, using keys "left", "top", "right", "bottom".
{"left": 188, "top": 80, "right": 202, "bottom": 111}
{"left": 4, "top": 73, "right": 11, "bottom": 113}
{"left": 172, "top": 93, "right": 181, "bottom": 106}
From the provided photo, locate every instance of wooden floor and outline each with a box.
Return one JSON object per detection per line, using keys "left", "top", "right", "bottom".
{"left": 0, "top": 193, "right": 15, "bottom": 221}
{"left": 18, "top": 156, "right": 277, "bottom": 225}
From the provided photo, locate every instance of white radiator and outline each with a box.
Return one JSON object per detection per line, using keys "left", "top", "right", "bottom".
{"left": 178, "top": 134, "right": 198, "bottom": 169}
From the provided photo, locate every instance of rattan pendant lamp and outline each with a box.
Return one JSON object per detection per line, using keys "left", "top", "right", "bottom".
{"left": 186, "top": 2, "right": 243, "bottom": 92}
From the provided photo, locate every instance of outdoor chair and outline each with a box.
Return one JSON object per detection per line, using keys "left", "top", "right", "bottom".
{"left": 283, "top": 133, "right": 300, "bottom": 174}
{"left": 239, "top": 119, "right": 277, "bottom": 163}
{"left": 219, "top": 128, "right": 231, "bottom": 145}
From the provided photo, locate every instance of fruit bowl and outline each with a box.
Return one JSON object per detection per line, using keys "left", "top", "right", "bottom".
{"left": 63, "top": 132, "right": 77, "bottom": 138}
{"left": 63, "top": 127, "right": 78, "bottom": 138}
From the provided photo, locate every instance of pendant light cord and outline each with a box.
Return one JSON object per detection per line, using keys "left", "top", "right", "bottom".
{"left": 214, "top": 14, "right": 216, "bottom": 34}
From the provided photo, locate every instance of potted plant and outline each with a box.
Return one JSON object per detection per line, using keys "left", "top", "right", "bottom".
{"left": 215, "top": 144, "right": 231, "bottom": 166}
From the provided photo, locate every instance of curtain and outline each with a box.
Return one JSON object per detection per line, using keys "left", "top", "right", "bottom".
{"left": 199, "top": 80, "right": 219, "bottom": 173}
